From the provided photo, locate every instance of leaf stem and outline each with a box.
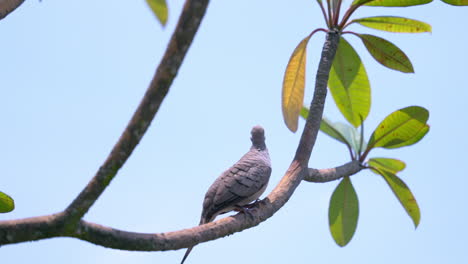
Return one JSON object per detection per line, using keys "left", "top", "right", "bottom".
{"left": 317, "top": 0, "right": 330, "bottom": 28}
{"left": 338, "top": 2, "right": 366, "bottom": 29}
{"left": 333, "top": 0, "right": 343, "bottom": 26}
{"left": 357, "top": 115, "right": 364, "bottom": 160}
{"left": 326, "top": 0, "right": 334, "bottom": 30}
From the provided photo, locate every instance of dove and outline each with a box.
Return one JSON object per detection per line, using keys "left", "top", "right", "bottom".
{"left": 180, "top": 125, "right": 272, "bottom": 264}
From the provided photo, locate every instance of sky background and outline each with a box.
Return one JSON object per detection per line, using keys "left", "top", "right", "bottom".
{"left": 1, "top": 0, "right": 467, "bottom": 263}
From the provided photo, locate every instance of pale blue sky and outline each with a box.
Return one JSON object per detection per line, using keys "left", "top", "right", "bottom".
{"left": 1, "top": 1, "right": 467, "bottom": 263}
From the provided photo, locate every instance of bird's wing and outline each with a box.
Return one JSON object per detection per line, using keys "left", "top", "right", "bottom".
{"left": 201, "top": 161, "right": 271, "bottom": 223}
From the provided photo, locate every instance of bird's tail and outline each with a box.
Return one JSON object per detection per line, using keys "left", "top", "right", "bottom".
{"left": 180, "top": 246, "right": 194, "bottom": 264}
{"left": 180, "top": 217, "right": 212, "bottom": 263}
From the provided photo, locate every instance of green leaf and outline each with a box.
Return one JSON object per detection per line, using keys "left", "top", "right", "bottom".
{"left": 327, "top": 120, "right": 367, "bottom": 153}
{"left": 359, "top": 34, "right": 414, "bottom": 73}
{"left": 301, "top": 107, "right": 348, "bottom": 146}
{"left": 353, "top": 0, "right": 433, "bottom": 6}
{"left": 385, "top": 124, "right": 429, "bottom": 149}
{"left": 371, "top": 169, "right": 420, "bottom": 227}
{"left": 146, "top": 0, "right": 169, "bottom": 26}
{"left": 352, "top": 0, "right": 378, "bottom": 5}
{"left": 328, "top": 37, "right": 371, "bottom": 127}
{"left": 442, "top": 0, "right": 468, "bottom": 5}
{"left": 352, "top": 16, "right": 431, "bottom": 33}
{"left": 320, "top": 117, "right": 354, "bottom": 147}
{"left": 301, "top": 108, "right": 367, "bottom": 153}
{"left": 329, "top": 177, "right": 359, "bottom": 247}
{"left": 282, "top": 35, "right": 312, "bottom": 132}
{"left": 0, "top": 191, "right": 15, "bottom": 213}
{"left": 368, "top": 157, "right": 406, "bottom": 174}
{"left": 367, "top": 106, "right": 429, "bottom": 150}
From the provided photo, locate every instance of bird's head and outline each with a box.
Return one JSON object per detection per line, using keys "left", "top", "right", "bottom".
{"left": 250, "top": 125, "right": 266, "bottom": 150}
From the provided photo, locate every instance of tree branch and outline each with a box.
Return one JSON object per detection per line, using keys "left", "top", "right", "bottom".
{"left": 0, "top": 0, "right": 24, "bottom": 20}
{"left": 294, "top": 30, "right": 340, "bottom": 164}
{"left": 305, "top": 160, "right": 363, "bottom": 183}
{"left": 0, "top": 213, "right": 65, "bottom": 244}
{"left": 0, "top": 31, "right": 341, "bottom": 250}
{"left": 61, "top": 0, "right": 210, "bottom": 226}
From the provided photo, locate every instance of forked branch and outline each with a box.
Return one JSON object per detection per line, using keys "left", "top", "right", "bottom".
{"left": 0, "top": 1, "right": 346, "bottom": 252}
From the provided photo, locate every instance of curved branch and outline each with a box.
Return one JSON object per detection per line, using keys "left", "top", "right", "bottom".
{"left": 62, "top": 0, "right": 210, "bottom": 225}
{"left": 0, "top": 0, "right": 24, "bottom": 20}
{"left": 294, "top": 30, "right": 340, "bottom": 164}
{"left": 0, "top": 213, "right": 65, "bottom": 244}
{"left": 0, "top": 31, "right": 341, "bottom": 250}
{"left": 305, "top": 160, "right": 363, "bottom": 183}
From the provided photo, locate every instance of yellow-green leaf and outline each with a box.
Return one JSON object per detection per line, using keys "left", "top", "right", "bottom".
{"left": 368, "top": 106, "right": 429, "bottom": 150}
{"left": 442, "top": 0, "right": 468, "bottom": 5}
{"left": 146, "top": 0, "right": 168, "bottom": 27}
{"left": 328, "top": 37, "right": 371, "bottom": 127}
{"left": 372, "top": 169, "right": 420, "bottom": 227}
{"left": 359, "top": 34, "right": 414, "bottom": 73}
{"left": 282, "top": 35, "right": 311, "bottom": 132}
{"left": 354, "top": 0, "right": 433, "bottom": 6}
{"left": 385, "top": 124, "right": 429, "bottom": 149}
{"left": 368, "top": 157, "right": 406, "bottom": 174}
{"left": 352, "top": 16, "right": 431, "bottom": 33}
{"left": 0, "top": 191, "right": 14, "bottom": 213}
{"left": 353, "top": 0, "right": 373, "bottom": 4}
{"left": 329, "top": 177, "right": 359, "bottom": 247}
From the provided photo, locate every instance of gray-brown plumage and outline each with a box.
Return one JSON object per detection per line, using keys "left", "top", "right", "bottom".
{"left": 180, "top": 125, "right": 272, "bottom": 264}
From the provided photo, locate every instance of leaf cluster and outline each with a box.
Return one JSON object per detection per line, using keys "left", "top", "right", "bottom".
{"left": 279, "top": 0, "right": 467, "bottom": 247}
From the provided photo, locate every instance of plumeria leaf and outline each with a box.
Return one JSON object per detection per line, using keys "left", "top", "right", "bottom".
{"left": 353, "top": 0, "right": 375, "bottom": 5}
{"left": 301, "top": 108, "right": 367, "bottom": 154}
{"left": 368, "top": 157, "right": 406, "bottom": 174}
{"left": 353, "top": 0, "right": 433, "bottom": 6}
{"left": 442, "top": 0, "right": 468, "bottom": 5}
{"left": 352, "top": 16, "right": 431, "bottom": 33}
{"left": 329, "top": 177, "right": 359, "bottom": 246}
{"left": 0, "top": 191, "right": 15, "bottom": 213}
{"left": 359, "top": 34, "right": 414, "bottom": 73}
{"left": 329, "top": 37, "right": 371, "bottom": 127}
{"left": 146, "top": 0, "right": 169, "bottom": 27}
{"left": 282, "top": 35, "right": 312, "bottom": 132}
{"left": 385, "top": 124, "right": 429, "bottom": 149}
{"left": 301, "top": 107, "right": 348, "bottom": 146}
{"left": 370, "top": 168, "right": 420, "bottom": 227}
{"left": 330, "top": 121, "right": 366, "bottom": 153}
{"left": 367, "top": 106, "right": 429, "bottom": 151}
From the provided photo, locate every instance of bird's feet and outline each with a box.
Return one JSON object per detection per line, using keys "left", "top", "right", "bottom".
{"left": 234, "top": 199, "right": 265, "bottom": 221}
{"left": 234, "top": 205, "right": 255, "bottom": 221}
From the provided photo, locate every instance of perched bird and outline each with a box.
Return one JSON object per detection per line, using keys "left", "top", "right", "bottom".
{"left": 180, "top": 125, "right": 272, "bottom": 264}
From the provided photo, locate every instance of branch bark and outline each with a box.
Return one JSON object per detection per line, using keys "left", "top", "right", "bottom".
{"left": 0, "top": 2, "right": 344, "bottom": 253}
{"left": 0, "top": 0, "right": 24, "bottom": 20}
{"left": 294, "top": 30, "right": 340, "bottom": 164}
{"left": 62, "top": 0, "right": 210, "bottom": 226}
{"left": 305, "top": 160, "right": 363, "bottom": 183}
